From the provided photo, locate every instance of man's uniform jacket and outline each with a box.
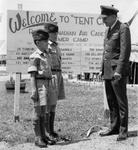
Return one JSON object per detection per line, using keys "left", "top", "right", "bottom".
{"left": 101, "top": 20, "right": 131, "bottom": 79}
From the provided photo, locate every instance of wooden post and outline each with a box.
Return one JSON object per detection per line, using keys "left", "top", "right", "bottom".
{"left": 14, "top": 72, "right": 20, "bottom": 122}
{"left": 13, "top": 4, "right": 23, "bottom": 122}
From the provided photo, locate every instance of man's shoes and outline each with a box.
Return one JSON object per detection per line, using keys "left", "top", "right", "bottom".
{"left": 35, "top": 137, "right": 47, "bottom": 148}
{"left": 99, "top": 129, "right": 119, "bottom": 136}
{"left": 117, "top": 133, "right": 128, "bottom": 141}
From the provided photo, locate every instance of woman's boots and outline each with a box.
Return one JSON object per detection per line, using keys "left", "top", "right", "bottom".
{"left": 49, "top": 112, "right": 59, "bottom": 138}
{"left": 45, "top": 112, "right": 59, "bottom": 141}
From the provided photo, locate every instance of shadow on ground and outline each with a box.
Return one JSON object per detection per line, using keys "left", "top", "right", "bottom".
{"left": 56, "top": 138, "right": 90, "bottom": 146}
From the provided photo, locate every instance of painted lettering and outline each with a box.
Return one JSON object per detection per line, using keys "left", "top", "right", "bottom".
{"left": 73, "top": 37, "right": 88, "bottom": 42}
{"left": 9, "top": 11, "right": 57, "bottom": 33}
{"left": 9, "top": 13, "right": 21, "bottom": 33}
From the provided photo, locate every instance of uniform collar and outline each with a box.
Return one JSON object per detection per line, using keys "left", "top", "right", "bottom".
{"left": 36, "top": 49, "right": 48, "bottom": 56}
{"left": 48, "top": 40, "right": 58, "bottom": 46}
{"left": 36, "top": 49, "right": 43, "bottom": 55}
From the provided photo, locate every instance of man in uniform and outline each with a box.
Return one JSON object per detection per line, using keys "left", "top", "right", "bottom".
{"left": 28, "top": 29, "right": 55, "bottom": 147}
{"left": 44, "top": 22, "right": 65, "bottom": 140}
{"left": 99, "top": 5, "right": 131, "bottom": 141}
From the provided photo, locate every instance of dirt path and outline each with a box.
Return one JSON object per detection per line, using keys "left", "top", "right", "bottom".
{"left": 1, "top": 126, "right": 137, "bottom": 150}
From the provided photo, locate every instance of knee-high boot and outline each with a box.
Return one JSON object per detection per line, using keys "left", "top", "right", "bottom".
{"left": 40, "top": 116, "right": 56, "bottom": 145}
{"left": 49, "top": 112, "right": 59, "bottom": 138}
{"left": 45, "top": 113, "right": 50, "bottom": 133}
{"left": 33, "top": 118, "right": 47, "bottom": 148}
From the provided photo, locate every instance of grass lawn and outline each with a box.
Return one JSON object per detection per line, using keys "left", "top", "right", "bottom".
{"left": 0, "top": 80, "right": 137, "bottom": 146}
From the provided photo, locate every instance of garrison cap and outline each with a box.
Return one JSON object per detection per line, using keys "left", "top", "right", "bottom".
{"left": 100, "top": 5, "right": 119, "bottom": 18}
{"left": 44, "top": 22, "right": 59, "bottom": 33}
{"left": 32, "top": 29, "right": 49, "bottom": 41}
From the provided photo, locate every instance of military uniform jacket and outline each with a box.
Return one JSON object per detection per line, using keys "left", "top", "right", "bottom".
{"left": 48, "top": 40, "right": 62, "bottom": 71}
{"left": 101, "top": 20, "right": 131, "bottom": 79}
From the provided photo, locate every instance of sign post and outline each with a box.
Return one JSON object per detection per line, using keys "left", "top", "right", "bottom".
{"left": 13, "top": 5, "right": 23, "bottom": 122}
{"left": 14, "top": 72, "right": 21, "bottom": 122}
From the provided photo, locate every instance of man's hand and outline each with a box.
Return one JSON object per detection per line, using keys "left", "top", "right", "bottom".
{"left": 30, "top": 90, "right": 38, "bottom": 102}
{"left": 113, "top": 72, "right": 121, "bottom": 80}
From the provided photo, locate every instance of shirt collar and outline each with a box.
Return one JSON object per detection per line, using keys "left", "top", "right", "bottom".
{"left": 48, "top": 40, "right": 52, "bottom": 45}
{"left": 48, "top": 40, "right": 57, "bottom": 46}
{"left": 111, "top": 18, "right": 118, "bottom": 30}
{"left": 36, "top": 49, "right": 43, "bottom": 55}
{"left": 36, "top": 49, "right": 48, "bottom": 56}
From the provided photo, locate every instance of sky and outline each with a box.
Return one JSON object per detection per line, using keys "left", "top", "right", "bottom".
{"left": 0, "top": 0, "right": 138, "bottom": 43}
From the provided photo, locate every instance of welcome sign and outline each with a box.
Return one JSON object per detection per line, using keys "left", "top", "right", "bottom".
{"left": 7, "top": 10, "right": 105, "bottom": 74}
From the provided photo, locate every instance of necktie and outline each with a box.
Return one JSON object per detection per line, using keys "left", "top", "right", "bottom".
{"left": 108, "top": 27, "right": 111, "bottom": 35}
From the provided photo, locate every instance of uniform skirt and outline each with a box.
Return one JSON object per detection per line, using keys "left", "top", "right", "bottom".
{"left": 52, "top": 71, "right": 65, "bottom": 100}
{"left": 47, "top": 77, "right": 58, "bottom": 105}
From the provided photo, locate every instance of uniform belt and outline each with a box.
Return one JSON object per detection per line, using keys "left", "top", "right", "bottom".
{"left": 36, "top": 77, "right": 52, "bottom": 80}
{"left": 51, "top": 69, "right": 61, "bottom": 72}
